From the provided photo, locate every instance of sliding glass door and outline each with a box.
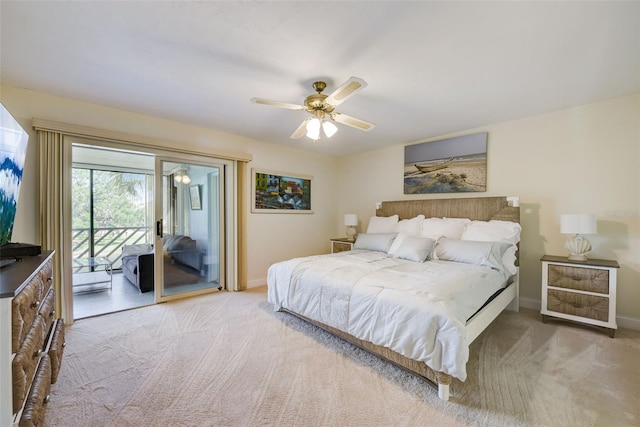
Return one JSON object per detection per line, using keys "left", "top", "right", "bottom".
{"left": 155, "top": 158, "right": 225, "bottom": 301}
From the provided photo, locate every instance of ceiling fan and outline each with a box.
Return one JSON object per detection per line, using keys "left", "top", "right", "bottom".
{"left": 250, "top": 76, "right": 375, "bottom": 141}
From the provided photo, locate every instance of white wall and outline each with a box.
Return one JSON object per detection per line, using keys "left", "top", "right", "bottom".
{"left": 0, "top": 85, "right": 339, "bottom": 289}
{"left": 338, "top": 93, "right": 640, "bottom": 324}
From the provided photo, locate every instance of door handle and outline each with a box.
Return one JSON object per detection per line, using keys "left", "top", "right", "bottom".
{"left": 156, "top": 220, "right": 163, "bottom": 238}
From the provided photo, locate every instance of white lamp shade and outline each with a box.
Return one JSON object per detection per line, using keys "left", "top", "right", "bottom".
{"left": 306, "top": 118, "right": 321, "bottom": 140}
{"left": 560, "top": 214, "right": 597, "bottom": 235}
{"left": 344, "top": 214, "right": 358, "bottom": 226}
{"left": 322, "top": 121, "right": 338, "bottom": 138}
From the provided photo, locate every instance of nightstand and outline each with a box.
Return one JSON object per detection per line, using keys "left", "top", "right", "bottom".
{"left": 330, "top": 238, "right": 354, "bottom": 253}
{"left": 541, "top": 255, "right": 620, "bottom": 337}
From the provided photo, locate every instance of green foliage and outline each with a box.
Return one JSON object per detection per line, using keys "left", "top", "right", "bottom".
{"left": 72, "top": 168, "right": 150, "bottom": 229}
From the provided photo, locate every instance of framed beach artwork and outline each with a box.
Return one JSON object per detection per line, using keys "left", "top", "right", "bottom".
{"left": 252, "top": 168, "right": 313, "bottom": 213}
{"left": 403, "top": 132, "right": 487, "bottom": 194}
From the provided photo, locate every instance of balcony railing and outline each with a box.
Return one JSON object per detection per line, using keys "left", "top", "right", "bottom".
{"left": 72, "top": 226, "right": 152, "bottom": 270}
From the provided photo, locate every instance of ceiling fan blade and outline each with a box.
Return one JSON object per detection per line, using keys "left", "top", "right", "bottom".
{"left": 333, "top": 113, "right": 375, "bottom": 131}
{"left": 290, "top": 118, "right": 310, "bottom": 139}
{"left": 324, "top": 76, "right": 367, "bottom": 106}
{"left": 251, "top": 98, "right": 305, "bottom": 110}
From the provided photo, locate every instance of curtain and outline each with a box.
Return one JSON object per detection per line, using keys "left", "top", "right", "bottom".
{"left": 37, "top": 130, "right": 72, "bottom": 320}
{"left": 236, "top": 161, "right": 247, "bottom": 291}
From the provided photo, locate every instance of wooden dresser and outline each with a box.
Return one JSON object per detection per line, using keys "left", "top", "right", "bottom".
{"left": 540, "top": 255, "right": 620, "bottom": 337}
{"left": 0, "top": 252, "right": 65, "bottom": 426}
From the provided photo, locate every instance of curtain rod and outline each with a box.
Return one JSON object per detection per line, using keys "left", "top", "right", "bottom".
{"left": 32, "top": 118, "right": 253, "bottom": 163}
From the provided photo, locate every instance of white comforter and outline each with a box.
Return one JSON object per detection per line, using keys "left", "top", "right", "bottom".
{"left": 267, "top": 250, "right": 510, "bottom": 381}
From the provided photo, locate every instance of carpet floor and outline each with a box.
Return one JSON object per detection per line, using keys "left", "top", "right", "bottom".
{"left": 44, "top": 286, "right": 640, "bottom": 426}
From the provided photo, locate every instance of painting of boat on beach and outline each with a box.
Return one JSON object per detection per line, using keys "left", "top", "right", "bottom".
{"left": 404, "top": 132, "right": 487, "bottom": 194}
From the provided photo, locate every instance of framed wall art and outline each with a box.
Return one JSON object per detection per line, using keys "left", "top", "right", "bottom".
{"left": 252, "top": 168, "right": 313, "bottom": 213}
{"left": 189, "top": 184, "right": 202, "bottom": 210}
{"left": 403, "top": 132, "right": 487, "bottom": 194}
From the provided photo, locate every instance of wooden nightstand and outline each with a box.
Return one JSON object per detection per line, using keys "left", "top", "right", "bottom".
{"left": 541, "top": 255, "right": 620, "bottom": 337}
{"left": 330, "top": 238, "right": 354, "bottom": 253}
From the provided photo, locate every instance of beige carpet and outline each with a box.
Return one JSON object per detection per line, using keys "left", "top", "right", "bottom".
{"left": 44, "top": 286, "right": 640, "bottom": 426}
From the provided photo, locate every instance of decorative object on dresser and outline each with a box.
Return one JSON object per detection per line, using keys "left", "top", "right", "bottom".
{"left": 541, "top": 255, "right": 619, "bottom": 337}
{"left": 0, "top": 251, "right": 65, "bottom": 426}
{"left": 344, "top": 214, "right": 358, "bottom": 241}
{"left": 560, "top": 214, "right": 597, "bottom": 261}
{"left": 330, "top": 238, "right": 354, "bottom": 254}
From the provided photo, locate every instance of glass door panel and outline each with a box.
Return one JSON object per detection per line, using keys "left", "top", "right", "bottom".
{"left": 155, "top": 158, "right": 224, "bottom": 301}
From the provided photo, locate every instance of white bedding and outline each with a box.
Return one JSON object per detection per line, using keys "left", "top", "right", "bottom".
{"left": 267, "top": 249, "right": 511, "bottom": 381}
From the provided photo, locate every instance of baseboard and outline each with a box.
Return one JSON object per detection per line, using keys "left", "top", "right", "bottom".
{"left": 247, "top": 277, "right": 266, "bottom": 289}
{"left": 617, "top": 315, "right": 640, "bottom": 331}
{"left": 517, "top": 297, "right": 640, "bottom": 331}
{"left": 518, "top": 297, "right": 540, "bottom": 311}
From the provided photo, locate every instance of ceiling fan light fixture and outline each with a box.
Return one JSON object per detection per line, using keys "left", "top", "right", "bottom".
{"left": 322, "top": 120, "right": 338, "bottom": 138}
{"left": 306, "top": 118, "right": 321, "bottom": 140}
{"left": 252, "top": 76, "right": 372, "bottom": 141}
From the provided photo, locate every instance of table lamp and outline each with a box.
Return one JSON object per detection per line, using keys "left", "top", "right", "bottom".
{"left": 560, "top": 214, "right": 597, "bottom": 261}
{"left": 344, "top": 214, "right": 358, "bottom": 241}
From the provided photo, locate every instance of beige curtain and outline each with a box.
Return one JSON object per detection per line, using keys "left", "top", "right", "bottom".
{"left": 236, "top": 161, "right": 248, "bottom": 291}
{"left": 37, "top": 130, "right": 71, "bottom": 320}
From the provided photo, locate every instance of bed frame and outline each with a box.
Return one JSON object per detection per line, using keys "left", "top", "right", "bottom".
{"left": 282, "top": 196, "right": 520, "bottom": 401}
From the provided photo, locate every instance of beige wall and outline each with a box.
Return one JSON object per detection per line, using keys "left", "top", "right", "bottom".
{"left": 0, "top": 85, "right": 339, "bottom": 288}
{"left": 3, "top": 84, "right": 638, "bottom": 325}
{"left": 338, "top": 93, "right": 640, "bottom": 325}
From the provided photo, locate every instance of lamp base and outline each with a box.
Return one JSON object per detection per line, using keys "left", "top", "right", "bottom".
{"left": 346, "top": 226, "right": 356, "bottom": 242}
{"left": 565, "top": 235, "right": 591, "bottom": 261}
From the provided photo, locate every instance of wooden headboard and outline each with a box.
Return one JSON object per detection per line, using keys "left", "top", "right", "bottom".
{"left": 375, "top": 196, "right": 520, "bottom": 224}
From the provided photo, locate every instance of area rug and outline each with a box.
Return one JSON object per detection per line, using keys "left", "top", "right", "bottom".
{"left": 43, "top": 286, "right": 640, "bottom": 426}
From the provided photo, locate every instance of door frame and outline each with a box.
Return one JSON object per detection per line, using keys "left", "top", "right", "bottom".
{"left": 61, "top": 135, "right": 239, "bottom": 323}
{"left": 154, "top": 157, "right": 231, "bottom": 303}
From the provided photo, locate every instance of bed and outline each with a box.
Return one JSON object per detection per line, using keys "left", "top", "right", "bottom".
{"left": 267, "top": 196, "right": 520, "bottom": 401}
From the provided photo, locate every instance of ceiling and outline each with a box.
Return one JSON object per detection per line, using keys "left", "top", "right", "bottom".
{"left": 2, "top": 1, "right": 639, "bottom": 157}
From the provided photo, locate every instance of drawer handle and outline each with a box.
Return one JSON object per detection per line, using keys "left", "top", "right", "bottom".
{"left": 47, "top": 277, "right": 52, "bottom": 283}
{"left": 62, "top": 342, "right": 67, "bottom": 348}
{"left": 43, "top": 395, "right": 50, "bottom": 405}
{"left": 33, "top": 349, "right": 43, "bottom": 358}
{"left": 49, "top": 310, "right": 55, "bottom": 318}
{"left": 31, "top": 300, "right": 41, "bottom": 308}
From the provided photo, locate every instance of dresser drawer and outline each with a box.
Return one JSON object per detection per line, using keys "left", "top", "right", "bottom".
{"left": 19, "top": 355, "right": 52, "bottom": 427}
{"left": 12, "top": 316, "right": 47, "bottom": 413}
{"left": 547, "top": 289, "right": 609, "bottom": 322}
{"left": 38, "top": 289, "right": 56, "bottom": 337}
{"left": 48, "top": 320, "right": 65, "bottom": 384}
{"left": 11, "top": 278, "right": 44, "bottom": 354}
{"left": 548, "top": 264, "right": 609, "bottom": 294}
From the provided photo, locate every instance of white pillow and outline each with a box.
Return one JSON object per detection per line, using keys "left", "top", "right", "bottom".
{"left": 391, "top": 235, "right": 436, "bottom": 263}
{"left": 366, "top": 215, "right": 399, "bottom": 233}
{"left": 394, "top": 215, "right": 425, "bottom": 236}
{"left": 354, "top": 233, "right": 397, "bottom": 252}
{"left": 502, "top": 245, "right": 518, "bottom": 275}
{"left": 421, "top": 217, "right": 471, "bottom": 240}
{"left": 435, "top": 238, "right": 511, "bottom": 273}
{"left": 460, "top": 220, "right": 521, "bottom": 245}
{"left": 460, "top": 220, "right": 521, "bottom": 275}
